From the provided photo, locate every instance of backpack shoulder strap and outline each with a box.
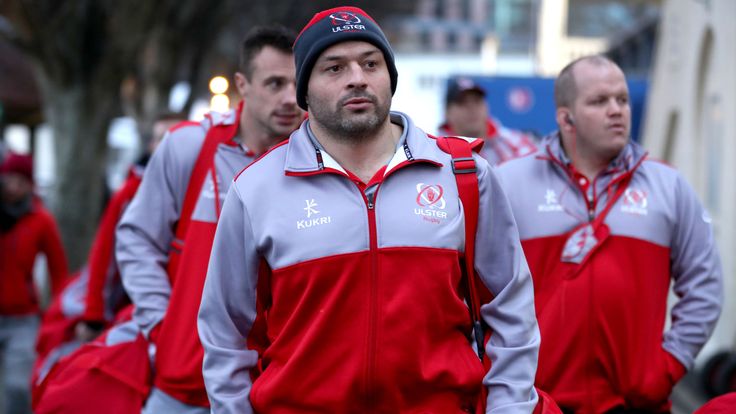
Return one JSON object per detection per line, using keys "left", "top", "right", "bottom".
{"left": 173, "top": 116, "right": 239, "bottom": 246}
{"left": 435, "top": 135, "right": 485, "bottom": 360}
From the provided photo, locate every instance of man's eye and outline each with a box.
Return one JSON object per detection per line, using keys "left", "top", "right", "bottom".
{"left": 327, "top": 65, "right": 341, "bottom": 73}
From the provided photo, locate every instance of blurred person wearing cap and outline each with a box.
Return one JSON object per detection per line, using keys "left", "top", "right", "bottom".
{"left": 115, "top": 26, "right": 304, "bottom": 413}
{"left": 439, "top": 77, "right": 537, "bottom": 165}
{"left": 495, "top": 55, "right": 722, "bottom": 413}
{"left": 0, "top": 152, "right": 68, "bottom": 414}
{"left": 198, "top": 6, "right": 540, "bottom": 413}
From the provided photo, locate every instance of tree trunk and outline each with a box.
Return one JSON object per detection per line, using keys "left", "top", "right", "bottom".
{"left": 38, "top": 75, "right": 119, "bottom": 270}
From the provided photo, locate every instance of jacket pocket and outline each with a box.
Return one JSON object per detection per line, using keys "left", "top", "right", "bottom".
{"left": 624, "top": 346, "right": 680, "bottom": 410}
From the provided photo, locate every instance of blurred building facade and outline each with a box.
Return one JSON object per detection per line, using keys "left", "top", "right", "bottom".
{"left": 389, "top": 0, "right": 662, "bottom": 136}
{"left": 393, "top": 0, "right": 661, "bottom": 75}
{"left": 642, "top": 0, "right": 736, "bottom": 359}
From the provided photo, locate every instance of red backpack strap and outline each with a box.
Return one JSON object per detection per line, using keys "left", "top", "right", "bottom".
{"left": 436, "top": 136, "right": 485, "bottom": 360}
{"left": 172, "top": 116, "right": 239, "bottom": 250}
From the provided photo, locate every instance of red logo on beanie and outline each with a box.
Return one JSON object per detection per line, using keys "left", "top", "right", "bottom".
{"left": 329, "top": 11, "right": 366, "bottom": 33}
{"left": 330, "top": 12, "right": 361, "bottom": 25}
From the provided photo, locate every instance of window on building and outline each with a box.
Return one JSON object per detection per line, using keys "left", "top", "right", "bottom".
{"left": 490, "top": 0, "right": 537, "bottom": 54}
{"left": 567, "top": 0, "right": 659, "bottom": 37}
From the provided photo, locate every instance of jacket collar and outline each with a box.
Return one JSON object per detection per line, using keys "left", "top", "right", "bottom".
{"left": 541, "top": 131, "right": 647, "bottom": 175}
{"left": 284, "top": 111, "right": 443, "bottom": 176}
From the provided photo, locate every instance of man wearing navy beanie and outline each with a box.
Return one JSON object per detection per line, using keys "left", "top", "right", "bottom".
{"left": 292, "top": 6, "right": 398, "bottom": 111}
{"left": 199, "top": 6, "right": 541, "bottom": 414}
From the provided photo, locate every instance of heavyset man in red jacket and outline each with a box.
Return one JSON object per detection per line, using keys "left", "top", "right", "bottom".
{"left": 495, "top": 55, "right": 723, "bottom": 413}
{"left": 199, "top": 6, "right": 541, "bottom": 413}
{"left": 116, "top": 26, "right": 304, "bottom": 413}
{"left": 0, "top": 152, "right": 68, "bottom": 414}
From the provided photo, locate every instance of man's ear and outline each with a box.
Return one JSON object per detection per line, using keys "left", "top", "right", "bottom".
{"left": 234, "top": 72, "right": 249, "bottom": 96}
{"left": 556, "top": 108, "right": 575, "bottom": 131}
{"left": 565, "top": 113, "right": 575, "bottom": 126}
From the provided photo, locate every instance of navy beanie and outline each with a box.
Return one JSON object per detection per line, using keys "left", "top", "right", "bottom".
{"left": 293, "top": 6, "right": 398, "bottom": 110}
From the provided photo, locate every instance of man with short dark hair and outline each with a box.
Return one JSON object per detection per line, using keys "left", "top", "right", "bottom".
{"left": 495, "top": 55, "right": 723, "bottom": 413}
{"left": 440, "top": 76, "right": 537, "bottom": 165}
{"left": 199, "top": 6, "right": 540, "bottom": 413}
{"left": 116, "top": 25, "right": 303, "bottom": 413}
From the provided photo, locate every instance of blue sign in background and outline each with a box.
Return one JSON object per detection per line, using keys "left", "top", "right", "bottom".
{"left": 447, "top": 76, "right": 648, "bottom": 142}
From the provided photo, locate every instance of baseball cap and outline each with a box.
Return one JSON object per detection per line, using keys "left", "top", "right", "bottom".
{"left": 446, "top": 77, "right": 486, "bottom": 106}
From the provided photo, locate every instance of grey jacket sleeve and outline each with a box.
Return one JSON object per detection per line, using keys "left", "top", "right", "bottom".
{"left": 664, "top": 174, "right": 723, "bottom": 369}
{"left": 198, "top": 185, "right": 259, "bottom": 414}
{"left": 116, "top": 128, "right": 201, "bottom": 339}
{"left": 475, "top": 161, "right": 540, "bottom": 414}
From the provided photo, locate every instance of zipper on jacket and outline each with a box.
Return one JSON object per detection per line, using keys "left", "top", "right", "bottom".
{"left": 361, "top": 182, "right": 379, "bottom": 409}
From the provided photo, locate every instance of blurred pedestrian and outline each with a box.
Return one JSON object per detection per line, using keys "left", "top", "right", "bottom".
{"left": 116, "top": 25, "right": 304, "bottom": 413}
{"left": 0, "top": 152, "right": 68, "bottom": 414}
{"left": 439, "top": 76, "right": 537, "bottom": 165}
{"left": 30, "top": 113, "right": 187, "bottom": 412}
{"left": 495, "top": 55, "right": 723, "bottom": 413}
{"left": 75, "top": 111, "right": 187, "bottom": 342}
{"left": 32, "top": 112, "right": 187, "bottom": 381}
{"left": 198, "top": 6, "right": 540, "bottom": 413}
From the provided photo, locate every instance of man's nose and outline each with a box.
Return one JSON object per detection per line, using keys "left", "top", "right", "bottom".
{"left": 282, "top": 82, "right": 298, "bottom": 106}
{"left": 608, "top": 98, "right": 624, "bottom": 115}
{"left": 346, "top": 62, "right": 368, "bottom": 89}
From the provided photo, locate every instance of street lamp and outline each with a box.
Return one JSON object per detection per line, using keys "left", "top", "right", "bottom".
{"left": 209, "top": 76, "right": 230, "bottom": 112}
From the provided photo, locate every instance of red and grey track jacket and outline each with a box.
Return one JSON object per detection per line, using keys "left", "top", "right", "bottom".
{"left": 198, "top": 112, "right": 541, "bottom": 413}
{"left": 117, "top": 107, "right": 256, "bottom": 406}
{"left": 495, "top": 135, "right": 723, "bottom": 413}
{"left": 83, "top": 166, "right": 143, "bottom": 322}
{"left": 439, "top": 118, "right": 537, "bottom": 165}
{"left": 1, "top": 198, "right": 68, "bottom": 315}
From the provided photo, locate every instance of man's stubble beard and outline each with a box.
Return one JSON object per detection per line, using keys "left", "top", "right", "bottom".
{"left": 309, "top": 91, "right": 391, "bottom": 144}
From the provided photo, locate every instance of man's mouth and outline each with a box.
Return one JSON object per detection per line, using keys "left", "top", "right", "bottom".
{"left": 343, "top": 97, "right": 373, "bottom": 110}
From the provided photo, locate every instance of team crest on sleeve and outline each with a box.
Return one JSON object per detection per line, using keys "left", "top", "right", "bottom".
{"left": 414, "top": 183, "right": 447, "bottom": 224}
{"left": 621, "top": 188, "right": 648, "bottom": 215}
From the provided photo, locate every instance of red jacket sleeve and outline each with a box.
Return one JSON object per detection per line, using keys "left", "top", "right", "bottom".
{"left": 82, "top": 173, "right": 142, "bottom": 321}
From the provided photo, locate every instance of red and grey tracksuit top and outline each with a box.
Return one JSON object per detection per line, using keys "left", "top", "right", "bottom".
{"left": 116, "top": 107, "right": 256, "bottom": 406}
{"left": 83, "top": 166, "right": 143, "bottom": 322}
{"left": 1, "top": 198, "right": 68, "bottom": 315}
{"left": 439, "top": 118, "right": 537, "bottom": 166}
{"left": 198, "top": 112, "right": 541, "bottom": 414}
{"left": 495, "top": 134, "right": 723, "bottom": 413}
